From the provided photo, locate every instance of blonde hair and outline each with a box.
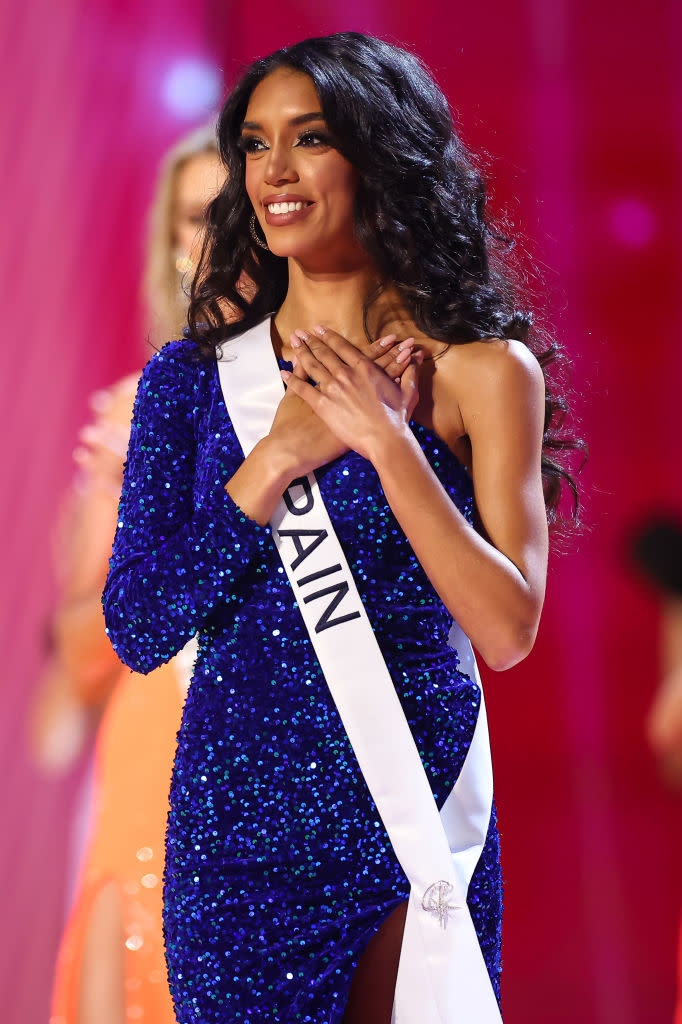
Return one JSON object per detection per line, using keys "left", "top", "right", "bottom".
{"left": 143, "top": 122, "right": 219, "bottom": 346}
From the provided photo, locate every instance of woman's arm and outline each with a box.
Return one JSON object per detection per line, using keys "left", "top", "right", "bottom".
{"left": 102, "top": 340, "right": 268, "bottom": 674}
{"left": 55, "top": 482, "right": 128, "bottom": 704}
{"left": 647, "top": 597, "right": 682, "bottom": 786}
{"left": 371, "top": 341, "right": 548, "bottom": 671}
{"left": 54, "top": 381, "right": 138, "bottom": 705}
{"left": 282, "top": 328, "right": 549, "bottom": 672}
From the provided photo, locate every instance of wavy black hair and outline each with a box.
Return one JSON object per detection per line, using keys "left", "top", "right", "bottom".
{"left": 188, "top": 31, "right": 584, "bottom": 530}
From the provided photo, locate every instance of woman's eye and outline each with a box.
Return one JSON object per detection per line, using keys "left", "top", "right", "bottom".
{"left": 296, "top": 131, "right": 331, "bottom": 148}
{"left": 238, "top": 136, "right": 267, "bottom": 154}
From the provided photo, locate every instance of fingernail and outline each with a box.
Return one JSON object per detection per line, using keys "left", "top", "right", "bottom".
{"left": 292, "top": 356, "right": 298, "bottom": 367}
{"left": 396, "top": 348, "right": 411, "bottom": 363}
{"left": 312, "top": 325, "right": 326, "bottom": 335}
{"left": 394, "top": 377, "right": 400, "bottom": 384}
{"left": 379, "top": 334, "right": 397, "bottom": 347}
{"left": 290, "top": 335, "right": 302, "bottom": 349}
{"left": 294, "top": 329, "right": 309, "bottom": 340}
{"left": 280, "top": 369, "right": 291, "bottom": 380}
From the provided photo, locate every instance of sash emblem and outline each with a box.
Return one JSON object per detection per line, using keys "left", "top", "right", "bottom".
{"left": 422, "top": 880, "right": 461, "bottom": 929}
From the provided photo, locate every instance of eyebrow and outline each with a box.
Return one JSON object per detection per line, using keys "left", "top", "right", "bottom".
{"left": 241, "top": 112, "right": 326, "bottom": 131}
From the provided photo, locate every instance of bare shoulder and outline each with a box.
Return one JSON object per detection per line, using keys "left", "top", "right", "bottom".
{"left": 428, "top": 337, "right": 543, "bottom": 425}
{"left": 436, "top": 336, "right": 542, "bottom": 392}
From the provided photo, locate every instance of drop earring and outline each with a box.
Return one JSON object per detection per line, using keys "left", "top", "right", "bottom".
{"left": 249, "top": 213, "right": 269, "bottom": 251}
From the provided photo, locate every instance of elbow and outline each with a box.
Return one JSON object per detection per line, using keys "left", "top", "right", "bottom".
{"left": 102, "top": 600, "right": 169, "bottom": 676}
{"left": 104, "top": 622, "right": 171, "bottom": 676}
{"left": 103, "top": 600, "right": 189, "bottom": 675}
{"left": 480, "top": 616, "right": 539, "bottom": 673}
{"left": 102, "top": 579, "right": 166, "bottom": 675}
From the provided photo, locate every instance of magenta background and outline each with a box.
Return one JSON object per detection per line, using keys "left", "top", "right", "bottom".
{"left": 2, "top": 1, "right": 682, "bottom": 1021}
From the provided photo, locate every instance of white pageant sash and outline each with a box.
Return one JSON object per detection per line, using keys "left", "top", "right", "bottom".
{"left": 217, "top": 319, "right": 502, "bottom": 1023}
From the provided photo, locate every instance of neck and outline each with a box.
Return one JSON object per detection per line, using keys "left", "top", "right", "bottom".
{"left": 273, "top": 256, "right": 418, "bottom": 357}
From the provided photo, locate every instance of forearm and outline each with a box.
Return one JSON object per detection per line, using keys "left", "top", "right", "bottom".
{"left": 54, "top": 593, "right": 124, "bottom": 706}
{"left": 371, "top": 427, "right": 543, "bottom": 671}
{"left": 226, "top": 437, "right": 298, "bottom": 526}
{"left": 104, "top": 487, "right": 269, "bottom": 673}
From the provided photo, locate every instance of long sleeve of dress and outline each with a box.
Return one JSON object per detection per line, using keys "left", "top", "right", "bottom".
{"left": 103, "top": 340, "right": 269, "bottom": 674}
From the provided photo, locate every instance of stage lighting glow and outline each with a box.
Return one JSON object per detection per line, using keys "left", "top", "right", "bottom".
{"left": 162, "top": 58, "right": 222, "bottom": 119}
{"left": 608, "top": 197, "right": 656, "bottom": 248}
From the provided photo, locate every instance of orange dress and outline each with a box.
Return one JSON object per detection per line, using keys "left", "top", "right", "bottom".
{"left": 50, "top": 655, "right": 188, "bottom": 1024}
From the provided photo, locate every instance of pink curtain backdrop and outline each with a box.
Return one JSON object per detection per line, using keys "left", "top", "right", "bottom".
{"left": 2, "top": 1, "right": 681, "bottom": 1021}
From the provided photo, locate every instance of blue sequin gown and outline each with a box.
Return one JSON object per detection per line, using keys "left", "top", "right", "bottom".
{"left": 103, "top": 336, "right": 503, "bottom": 1024}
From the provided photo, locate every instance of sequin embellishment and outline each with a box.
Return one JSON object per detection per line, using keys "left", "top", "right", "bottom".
{"left": 103, "top": 338, "right": 503, "bottom": 1023}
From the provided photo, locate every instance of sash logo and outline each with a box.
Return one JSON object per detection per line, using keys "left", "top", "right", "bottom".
{"left": 279, "top": 476, "right": 361, "bottom": 635}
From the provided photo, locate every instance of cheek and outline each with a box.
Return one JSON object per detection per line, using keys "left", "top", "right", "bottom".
{"left": 245, "top": 162, "right": 262, "bottom": 207}
{"left": 329, "top": 163, "right": 358, "bottom": 214}
{"left": 316, "top": 163, "right": 358, "bottom": 220}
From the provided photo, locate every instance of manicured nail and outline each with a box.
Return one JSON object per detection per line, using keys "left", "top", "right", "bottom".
{"left": 396, "top": 347, "right": 413, "bottom": 363}
{"left": 290, "top": 334, "right": 302, "bottom": 349}
{"left": 379, "top": 334, "right": 397, "bottom": 347}
{"left": 394, "top": 377, "right": 400, "bottom": 384}
{"left": 280, "top": 369, "right": 291, "bottom": 380}
{"left": 292, "top": 356, "right": 298, "bottom": 367}
{"left": 312, "top": 325, "right": 326, "bottom": 335}
{"left": 294, "top": 329, "right": 309, "bottom": 341}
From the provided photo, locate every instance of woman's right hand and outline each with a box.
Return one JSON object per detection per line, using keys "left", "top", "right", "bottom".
{"left": 266, "top": 333, "right": 415, "bottom": 478}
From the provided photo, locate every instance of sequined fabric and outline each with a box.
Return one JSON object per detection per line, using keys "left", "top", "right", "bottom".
{"left": 103, "top": 337, "right": 503, "bottom": 1023}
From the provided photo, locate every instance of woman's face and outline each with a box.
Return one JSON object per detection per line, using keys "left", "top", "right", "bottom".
{"left": 240, "top": 68, "right": 363, "bottom": 267}
{"left": 172, "top": 150, "right": 224, "bottom": 267}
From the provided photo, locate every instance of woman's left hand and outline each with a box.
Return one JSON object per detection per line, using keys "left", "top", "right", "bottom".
{"left": 281, "top": 325, "right": 423, "bottom": 462}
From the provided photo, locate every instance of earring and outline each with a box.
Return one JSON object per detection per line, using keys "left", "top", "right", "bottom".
{"left": 250, "top": 212, "right": 269, "bottom": 251}
{"left": 174, "top": 249, "right": 195, "bottom": 274}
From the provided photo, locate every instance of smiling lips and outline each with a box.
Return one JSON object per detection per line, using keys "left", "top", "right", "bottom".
{"left": 262, "top": 194, "right": 314, "bottom": 226}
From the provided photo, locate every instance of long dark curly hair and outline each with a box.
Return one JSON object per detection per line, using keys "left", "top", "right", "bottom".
{"left": 188, "top": 31, "right": 584, "bottom": 530}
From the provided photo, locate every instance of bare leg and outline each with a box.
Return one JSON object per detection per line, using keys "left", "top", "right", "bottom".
{"left": 341, "top": 900, "right": 408, "bottom": 1024}
{"left": 76, "top": 880, "right": 125, "bottom": 1024}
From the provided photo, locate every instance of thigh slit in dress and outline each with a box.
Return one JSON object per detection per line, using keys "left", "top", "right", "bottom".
{"left": 103, "top": 338, "right": 503, "bottom": 1024}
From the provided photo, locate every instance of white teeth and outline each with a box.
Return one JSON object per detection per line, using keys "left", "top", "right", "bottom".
{"left": 266, "top": 201, "right": 309, "bottom": 214}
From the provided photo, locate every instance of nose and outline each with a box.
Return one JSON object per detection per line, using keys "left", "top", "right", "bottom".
{"left": 264, "top": 143, "right": 299, "bottom": 188}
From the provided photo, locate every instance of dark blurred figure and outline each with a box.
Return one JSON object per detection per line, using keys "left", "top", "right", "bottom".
{"left": 630, "top": 514, "right": 682, "bottom": 1024}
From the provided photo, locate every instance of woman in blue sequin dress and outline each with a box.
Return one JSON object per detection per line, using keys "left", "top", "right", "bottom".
{"left": 104, "top": 33, "right": 577, "bottom": 1024}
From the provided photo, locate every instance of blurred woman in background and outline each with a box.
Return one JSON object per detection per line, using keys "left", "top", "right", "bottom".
{"left": 630, "top": 517, "right": 682, "bottom": 1024}
{"left": 48, "top": 122, "right": 223, "bottom": 1024}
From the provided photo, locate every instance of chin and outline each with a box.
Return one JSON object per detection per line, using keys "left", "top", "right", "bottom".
{"left": 267, "top": 236, "right": 324, "bottom": 261}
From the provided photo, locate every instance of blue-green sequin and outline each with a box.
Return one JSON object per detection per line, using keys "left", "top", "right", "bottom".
{"left": 103, "top": 338, "right": 503, "bottom": 1023}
